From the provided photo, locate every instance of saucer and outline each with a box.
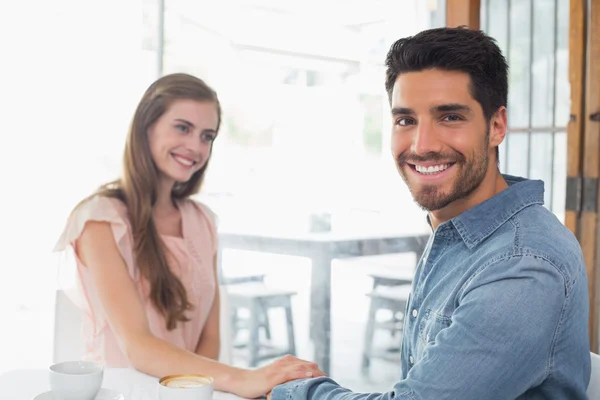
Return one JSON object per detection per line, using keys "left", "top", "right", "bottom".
{"left": 33, "top": 388, "right": 125, "bottom": 400}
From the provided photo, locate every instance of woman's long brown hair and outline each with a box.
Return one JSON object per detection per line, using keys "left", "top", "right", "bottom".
{"left": 79, "top": 73, "right": 221, "bottom": 330}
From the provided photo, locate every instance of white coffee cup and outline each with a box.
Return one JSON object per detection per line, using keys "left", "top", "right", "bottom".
{"left": 158, "top": 374, "right": 214, "bottom": 400}
{"left": 49, "top": 361, "right": 104, "bottom": 400}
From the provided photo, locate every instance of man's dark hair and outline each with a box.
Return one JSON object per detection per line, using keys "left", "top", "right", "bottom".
{"left": 385, "top": 27, "right": 508, "bottom": 164}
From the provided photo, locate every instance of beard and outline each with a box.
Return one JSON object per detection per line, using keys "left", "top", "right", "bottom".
{"left": 397, "top": 140, "right": 490, "bottom": 212}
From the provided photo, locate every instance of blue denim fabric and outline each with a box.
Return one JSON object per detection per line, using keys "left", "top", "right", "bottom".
{"left": 272, "top": 175, "right": 590, "bottom": 400}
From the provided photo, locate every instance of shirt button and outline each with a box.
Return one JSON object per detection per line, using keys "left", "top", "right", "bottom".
{"left": 412, "top": 309, "right": 418, "bottom": 318}
{"left": 409, "top": 355, "right": 414, "bottom": 364}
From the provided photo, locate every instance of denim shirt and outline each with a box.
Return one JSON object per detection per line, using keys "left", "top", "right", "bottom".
{"left": 272, "top": 175, "right": 591, "bottom": 400}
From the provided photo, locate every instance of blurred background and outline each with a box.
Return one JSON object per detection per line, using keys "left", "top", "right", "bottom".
{"left": 0, "top": 0, "right": 572, "bottom": 393}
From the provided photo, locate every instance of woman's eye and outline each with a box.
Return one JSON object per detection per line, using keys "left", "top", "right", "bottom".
{"left": 201, "top": 133, "right": 216, "bottom": 142}
{"left": 175, "top": 124, "right": 190, "bottom": 133}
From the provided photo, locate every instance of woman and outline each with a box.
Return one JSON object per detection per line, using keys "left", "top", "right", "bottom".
{"left": 54, "top": 73, "right": 323, "bottom": 398}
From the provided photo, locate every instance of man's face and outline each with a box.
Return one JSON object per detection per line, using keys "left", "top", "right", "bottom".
{"left": 390, "top": 69, "right": 501, "bottom": 211}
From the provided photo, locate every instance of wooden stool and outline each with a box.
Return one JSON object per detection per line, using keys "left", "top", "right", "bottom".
{"left": 222, "top": 274, "right": 273, "bottom": 341}
{"left": 362, "top": 284, "right": 411, "bottom": 373}
{"left": 368, "top": 271, "right": 413, "bottom": 289}
{"left": 222, "top": 274, "right": 267, "bottom": 285}
{"left": 368, "top": 271, "right": 413, "bottom": 336}
{"left": 227, "top": 282, "right": 297, "bottom": 367}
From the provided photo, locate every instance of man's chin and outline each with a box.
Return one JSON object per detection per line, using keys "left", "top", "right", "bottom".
{"left": 412, "top": 191, "right": 453, "bottom": 212}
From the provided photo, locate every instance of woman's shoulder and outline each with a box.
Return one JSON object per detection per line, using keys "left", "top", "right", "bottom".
{"left": 184, "top": 198, "right": 219, "bottom": 228}
{"left": 54, "top": 195, "right": 129, "bottom": 251}
{"left": 76, "top": 195, "right": 129, "bottom": 222}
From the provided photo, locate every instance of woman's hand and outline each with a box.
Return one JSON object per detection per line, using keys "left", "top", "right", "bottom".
{"left": 230, "top": 355, "right": 326, "bottom": 399}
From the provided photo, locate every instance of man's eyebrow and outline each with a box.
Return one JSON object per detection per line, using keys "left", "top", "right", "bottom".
{"left": 391, "top": 107, "right": 415, "bottom": 115}
{"left": 431, "top": 104, "right": 472, "bottom": 113}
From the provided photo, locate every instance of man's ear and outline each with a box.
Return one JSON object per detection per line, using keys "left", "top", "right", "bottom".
{"left": 489, "top": 107, "right": 507, "bottom": 148}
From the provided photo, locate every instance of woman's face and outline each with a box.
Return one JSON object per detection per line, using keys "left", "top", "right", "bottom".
{"left": 148, "top": 99, "right": 219, "bottom": 185}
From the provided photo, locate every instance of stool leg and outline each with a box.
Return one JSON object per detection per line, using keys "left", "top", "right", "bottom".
{"left": 249, "top": 300, "right": 261, "bottom": 367}
{"left": 283, "top": 298, "right": 296, "bottom": 356}
{"left": 362, "top": 296, "right": 379, "bottom": 373}
{"left": 259, "top": 302, "right": 272, "bottom": 340}
{"left": 231, "top": 308, "right": 239, "bottom": 342}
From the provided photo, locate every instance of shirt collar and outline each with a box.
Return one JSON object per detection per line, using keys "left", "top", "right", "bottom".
{"left": 432, "top": 175, "right": 545, "bottom": 249}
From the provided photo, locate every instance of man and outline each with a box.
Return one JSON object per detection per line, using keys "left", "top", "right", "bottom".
{"left": 269, "top": 27, "right": 591, "bottom": 400}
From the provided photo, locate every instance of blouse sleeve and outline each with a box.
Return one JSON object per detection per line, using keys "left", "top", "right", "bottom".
{"left": 53, "top": 195, "right": 137, "bottom": 336}
{"left": 54, "top": 196, "right": 136, "bottom": 272}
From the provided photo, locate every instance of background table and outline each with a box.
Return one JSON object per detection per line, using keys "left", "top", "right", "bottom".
{"left": 218, "top": 229, "right": 430, "bottom": 374}
{"left": 0, "top": 368, "right": 249, "bottom": 400}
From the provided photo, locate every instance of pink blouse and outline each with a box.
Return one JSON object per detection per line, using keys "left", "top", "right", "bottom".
{"left": 54, "top": 195, "right": 218, "bottom": 367}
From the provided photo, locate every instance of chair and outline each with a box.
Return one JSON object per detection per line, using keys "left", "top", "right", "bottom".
{"left": 367, "top": 271, "right": 413, "bottom": 338}
{"left": 362, "top": 283, "right": 411, "bottom": 373}
{"left": 227, "top": 282, "right": 297, "bottom": 367}
{"left": 369, "top": 271, "right": 413, "bottom": 289}
{"left": 221, "top": 274, "right": 273, "bottom": 342}
{"left": 53, "top": 287, "right": 234, "bottom": 364}
{"left": 53, "top": 290, "right": 85, "bottom": 363}
{"left": 588, "top": 352, "right": 600, "bottom": 399}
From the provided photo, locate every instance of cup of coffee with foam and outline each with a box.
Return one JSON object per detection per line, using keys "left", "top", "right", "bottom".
{"left": 158, "top": 374, "right": 214, "bottom": 400}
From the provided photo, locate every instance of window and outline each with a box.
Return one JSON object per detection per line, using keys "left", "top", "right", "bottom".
{"left": 162, "top": 0, "right": 440, "bottom": 389}
{"left": 481, "top": 0, "right": 569, "bottom": 220}
{"left": 1, "top": 0, "right": 443, "bottom": 390}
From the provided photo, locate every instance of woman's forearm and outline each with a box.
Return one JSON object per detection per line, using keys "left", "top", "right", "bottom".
{"left": 126, "top": 334, "right": 245, "bottom": 392}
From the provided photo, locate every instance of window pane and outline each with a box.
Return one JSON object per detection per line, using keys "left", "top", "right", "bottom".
{"left": 429, "top": 0, "right": 446, "bottom": 28}
{"left": 162, "top": 0, "right": 438, "bottom": 390}
{"left": 1, "top": 0, "right": 148, "bottom": 374}
{"left": 505, "top": 133, "right": 530, "bottom": 177}
{"left": 481, "top": 0, "right": 487, "bottom": 30}
{"left": 142, "top": 0, "right": 161, "bottom": 81}
{"left": 552, "top": 131, "right": 567, "bottom": 220}
{"left": 531, "top": 0, "right": 556, "bottom": 128}
{"left": 486, "top": 0, "right": 509, "bottom": 54}
{"left": 529, "top": 132, "right": 554, "bottom": 207}
{"left": 360, "top": 94, "right": 384, "bottom": 154}
{"left": 498, "top": 135, "right": 509, "bottom": 174}
{"left": 555, "top": 0, "right": 570, "bottom": 127}
{"left": 508, "top": 1, "right": 532, "bottom": 128}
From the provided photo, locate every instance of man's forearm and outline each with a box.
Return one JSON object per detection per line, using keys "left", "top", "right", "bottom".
{"left": 271, "top": 377, "right": 409, "bottom": 400}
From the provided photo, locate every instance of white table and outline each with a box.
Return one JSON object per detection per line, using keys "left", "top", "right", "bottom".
{"left": 0, "top": 368, "right": 248, "bottom": 400}
{"left": 218, "top": 229, "right": 429, "bottom": 374}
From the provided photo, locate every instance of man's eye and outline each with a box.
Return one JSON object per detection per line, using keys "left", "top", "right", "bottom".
{"left": 442, "top": 114, "right": 463, "bottom": 122}
{"left": 396, "top": 117, "right": 415, "bottom": 126}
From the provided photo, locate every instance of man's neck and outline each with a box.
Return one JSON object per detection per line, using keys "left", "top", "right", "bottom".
{"left": 428, "top": 170, "right": 508, "bottom": 231}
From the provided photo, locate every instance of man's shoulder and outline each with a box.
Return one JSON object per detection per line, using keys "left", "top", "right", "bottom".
{"left": 488, "top": 203, "right": 584, "bottom": 279}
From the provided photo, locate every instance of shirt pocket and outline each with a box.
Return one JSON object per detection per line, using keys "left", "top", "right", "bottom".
{"left": 418, "top": 309, "right": 452, "bottom": 346}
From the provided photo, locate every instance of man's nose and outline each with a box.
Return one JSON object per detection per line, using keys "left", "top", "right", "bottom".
{"left": 412, "top": 120, "right": 442, "bottom": 156}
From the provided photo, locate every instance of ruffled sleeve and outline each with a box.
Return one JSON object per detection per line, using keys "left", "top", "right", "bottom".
{"left": 54, "top": 195, "right": 137, "bottom": 280}
{"left": 53, "top": 195, "right": 139, "bottom": 339}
